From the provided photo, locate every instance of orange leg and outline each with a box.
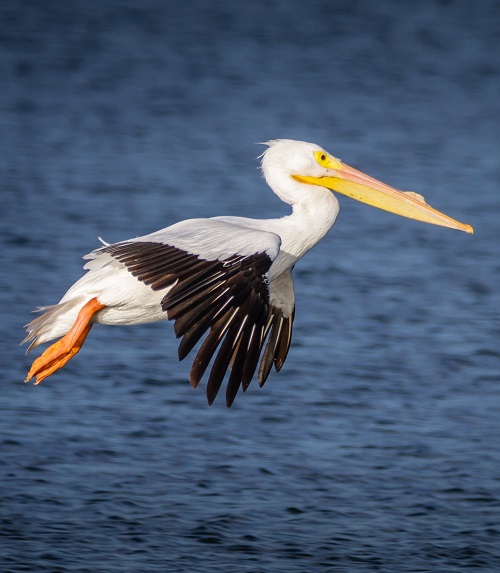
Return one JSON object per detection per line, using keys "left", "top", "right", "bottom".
{"left": 25, "top": 297, "right": 105, "bottom": 384}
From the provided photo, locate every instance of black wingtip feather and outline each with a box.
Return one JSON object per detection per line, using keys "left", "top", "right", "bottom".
{"left": 105, "top": 240, "right": 297, "bottom": 405}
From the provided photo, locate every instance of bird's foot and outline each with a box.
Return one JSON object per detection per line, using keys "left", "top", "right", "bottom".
{"left": 25, "top": 330, "right": 89, "bottom": 383}
{"left": 25, "top": 297, "right": 105, "bottom": 384}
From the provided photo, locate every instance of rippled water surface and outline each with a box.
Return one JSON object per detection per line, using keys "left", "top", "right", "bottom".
{"left": 2, "top": 1, "right": 500, "bottom": 571}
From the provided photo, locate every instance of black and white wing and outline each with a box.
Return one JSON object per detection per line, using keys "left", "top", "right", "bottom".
{"left": 98, "top": 218, "right": 294, "bottom": 406}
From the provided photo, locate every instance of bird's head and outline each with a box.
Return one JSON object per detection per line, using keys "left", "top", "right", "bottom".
{"left": 261, "top": 139, "right": 473, "bottom": 233}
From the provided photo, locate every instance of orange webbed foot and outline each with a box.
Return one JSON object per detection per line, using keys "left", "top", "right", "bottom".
{"left": 25, "top": 297, "right": 105, "bottom": 384}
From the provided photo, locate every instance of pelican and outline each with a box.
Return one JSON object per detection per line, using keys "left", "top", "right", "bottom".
{"left": 23, "top": 139, "right": 473, "bottom": 406}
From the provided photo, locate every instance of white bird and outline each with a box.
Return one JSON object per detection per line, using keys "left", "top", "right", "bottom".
{"left": 24, "top": 139, "right": 473, "bottom": 406}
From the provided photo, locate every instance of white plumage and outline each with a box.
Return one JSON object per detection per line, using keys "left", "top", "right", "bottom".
{"left": 24, "top": 139, "right": 472, "bottom": 406}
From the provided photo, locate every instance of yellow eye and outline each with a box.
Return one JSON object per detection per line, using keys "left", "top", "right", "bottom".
{"left": 314, "top": 150, "right": 343, "bottom": 170}
{"left": 314, "top": 150, "right": 329, "bottom": 166}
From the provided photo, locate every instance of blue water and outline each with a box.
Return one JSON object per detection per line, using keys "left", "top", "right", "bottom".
{"left": 2, "top": 1, "right": 500, "bottom": 571}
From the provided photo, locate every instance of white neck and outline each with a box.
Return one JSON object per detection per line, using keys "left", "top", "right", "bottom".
{"left": 267, "top": 187, "right": 339, "bottom": 278}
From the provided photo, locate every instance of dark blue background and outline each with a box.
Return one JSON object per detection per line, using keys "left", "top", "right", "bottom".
{"left": 2, "top": 1, "right": 499, "bottom": 571}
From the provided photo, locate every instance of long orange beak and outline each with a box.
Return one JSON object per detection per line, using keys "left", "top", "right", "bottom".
{"left": 293, "top": 153, "right": 473, "bottom": 234}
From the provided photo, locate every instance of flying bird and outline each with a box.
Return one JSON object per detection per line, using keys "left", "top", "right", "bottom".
{"left": 24, "top": 139, "right": 473, "bottom": 406}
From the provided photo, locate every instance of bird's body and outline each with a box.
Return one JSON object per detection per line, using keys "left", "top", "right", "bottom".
{"left": 24, "top": 140, "right": 472, "bottom": 406}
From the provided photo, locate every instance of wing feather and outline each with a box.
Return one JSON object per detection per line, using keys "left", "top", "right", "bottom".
{"left": 100, "top": 219, "right": 298, "bottom": 406}
{"left": 241, "top": 323, "right": 266, "bottom": 391}
{"left": 206, "top": 316, "right": 248, "bottom": 405}
{"left": 258, "top": 312, "right": 283, "bottom": 387}
{"left": 189, "top": 307, "right": 239, "bottom": 389}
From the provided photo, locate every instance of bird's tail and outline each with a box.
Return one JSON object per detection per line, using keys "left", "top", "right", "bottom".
{"left": 22, "top": 298, "right": 86, "bottom": 352}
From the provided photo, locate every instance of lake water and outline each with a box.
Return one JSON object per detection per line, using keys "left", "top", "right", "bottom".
{"left": 1, "top": 1, "right": 500, "bottom": 571}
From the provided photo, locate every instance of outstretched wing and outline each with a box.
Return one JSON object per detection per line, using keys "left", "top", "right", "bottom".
{"left": 100, "top": 218, "right": 291, "bottom": 406}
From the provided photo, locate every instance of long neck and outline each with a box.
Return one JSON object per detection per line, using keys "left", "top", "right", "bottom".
{"left": 267, "top": 187, "right": 340, "bottom": 279}
{"left": 214, "top": 182, "right": 340, "bottom": 280}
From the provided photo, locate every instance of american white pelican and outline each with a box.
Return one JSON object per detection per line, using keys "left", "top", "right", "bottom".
{"left": 24, "top": 139, "right": 473, "bottom": 406}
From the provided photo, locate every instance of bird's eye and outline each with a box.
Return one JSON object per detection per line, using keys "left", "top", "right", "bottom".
{"left": 314, "top": 150, "right": 336, "bottom": 168}
{"left": 315, "top": 151, "right": 328, "bottom": 165}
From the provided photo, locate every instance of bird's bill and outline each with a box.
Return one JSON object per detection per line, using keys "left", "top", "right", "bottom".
{"left": 293, "top": 163, "right": 473, "bottom": 234}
